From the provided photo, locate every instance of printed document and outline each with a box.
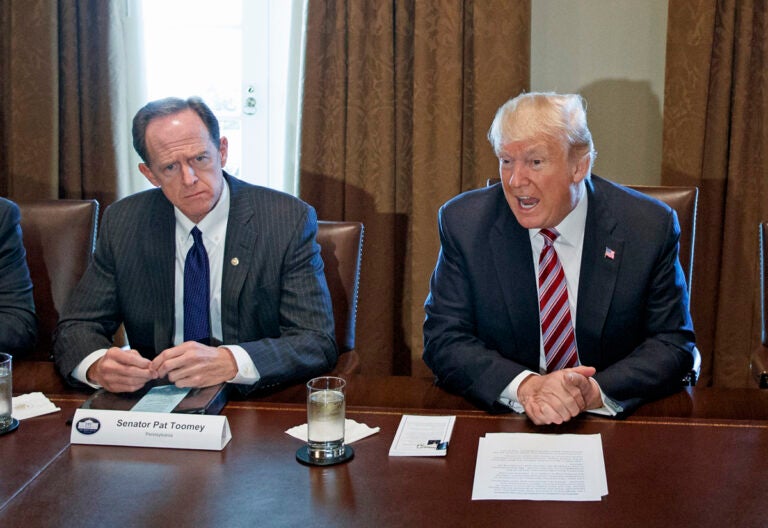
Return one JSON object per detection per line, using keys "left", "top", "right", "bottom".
{"left": 131, "top": 385, "right": 191, "bottom": 413}
{"left": 389, "top": 415, "right": 456, "bottom": 456}
{"left": 472, "top": 433, "right": 608, "bottom": 501}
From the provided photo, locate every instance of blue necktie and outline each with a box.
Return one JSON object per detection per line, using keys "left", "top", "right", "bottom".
{"left": 184, "top": 227, "right": 211, "bottom": 344}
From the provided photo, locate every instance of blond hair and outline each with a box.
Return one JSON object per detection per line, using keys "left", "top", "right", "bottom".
{"left": 488, "top": 92, "right": 596, "bottom": 172}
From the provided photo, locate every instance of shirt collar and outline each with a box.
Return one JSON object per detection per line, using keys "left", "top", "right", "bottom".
{"left": 174, "top": 177, "right": 230, "bottom": 245}
{"left": 528, "top": 186, "right": 588, "bottom": 247}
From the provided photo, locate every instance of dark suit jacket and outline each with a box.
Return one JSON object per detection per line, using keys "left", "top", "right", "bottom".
{"left": 53, "top": 174, "right": 337, "bottom": 392}
{"left": 0, "top": 197, "right": 36, "bottom": 355}
{"left": 423, "top": 175, "right": 695, "bottom": 414}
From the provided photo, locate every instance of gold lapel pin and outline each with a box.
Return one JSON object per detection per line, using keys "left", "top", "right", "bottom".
{"left": 231, "top": 257, "right": 239, "bottom": 266}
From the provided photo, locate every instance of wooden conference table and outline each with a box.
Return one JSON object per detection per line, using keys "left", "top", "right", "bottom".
{"left": 3, "top": 361, "right": 768, "bottom": 527}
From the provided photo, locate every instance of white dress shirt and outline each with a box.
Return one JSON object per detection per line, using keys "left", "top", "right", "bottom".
{"left": 497, "top": 189, "right": 617, "bottom": 416}
{"left": 72, "top": 179, "right": 260, "bottom": 387}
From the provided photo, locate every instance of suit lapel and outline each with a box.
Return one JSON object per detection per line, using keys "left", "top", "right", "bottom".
{"left": 147, "top": 195, "right": 176, "bottom": 354}
{"left": 489, "top": 204, "right": 540, "bottom": 368}
{"left": 577, "top": 177, "right": 622, "bottom": 365}
{"left": 221, "top": 176, "right": 257, "bottom": 342}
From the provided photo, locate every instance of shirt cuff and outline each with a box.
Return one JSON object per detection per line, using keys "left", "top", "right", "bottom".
{"left": 498, "top": 371, "right": 622, "bottom": 417}
{"left": 222, "top": 345, "right": 260, "bottom": 385}
{"left": 72, "top": 349, "right": 108, "bottom": 389}
{"left": 497, "top": 370, "right": 538, "bottom": 413}
{"left": 586, "top": 378, "right": 621, "bottom": 416}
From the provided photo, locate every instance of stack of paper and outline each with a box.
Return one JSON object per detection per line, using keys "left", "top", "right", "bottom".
{"left": 388, "top": 415, "right": 456, "bottom": 456}
{"left": 472, "top": 433, "right": 608, "bottom": 501}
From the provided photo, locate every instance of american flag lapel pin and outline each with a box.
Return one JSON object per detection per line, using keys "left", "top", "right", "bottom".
{"left": 604, "top": 247, "right": 615, "bottom": 260}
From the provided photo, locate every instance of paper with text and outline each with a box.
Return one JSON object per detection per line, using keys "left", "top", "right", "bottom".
{"left": 70, "top": 409, "right": 231, "bottom": 451}
{"left": 389, "top": 415, "right": 456, "bottom": 456}
{"left": 472, "top": 433, "right": 608, "bottom": 501}
{"left": 130, "top": 385, "right": 191, "bottom": 413}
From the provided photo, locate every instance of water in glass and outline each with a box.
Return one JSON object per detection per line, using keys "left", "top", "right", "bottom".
{"left": 0, "top": 354, "right": 12, "bottom": 430}
{"left": 307, "top": 377, "right": 346, "bottom": 460}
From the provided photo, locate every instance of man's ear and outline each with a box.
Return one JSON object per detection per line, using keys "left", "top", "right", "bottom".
{"left": 139, "top": 163, "right": 160, "bottom": 187}
{"left": 572, "top": 153, "right": 591, "bottom": 184}
{"left": 218, "top": 136, "right": 229, "bottom": 168}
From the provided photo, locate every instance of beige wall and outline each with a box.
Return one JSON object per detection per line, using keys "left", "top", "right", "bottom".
{"left": 531, "top": 0, "right": 667, "bottom": 185}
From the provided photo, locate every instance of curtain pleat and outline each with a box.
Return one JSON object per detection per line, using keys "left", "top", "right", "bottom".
{"left": 663, "top": 0, "right": 768, "bottom": 387}
{"left": 300, "top": 0, "right": 530, "bottom": 375}
{"left": 1, "top": 0, "right": 128, "bottom": 206}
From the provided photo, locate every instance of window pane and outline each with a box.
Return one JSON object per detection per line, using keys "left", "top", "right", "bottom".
{"left": 140, "top": 0, "right": 300, "bottom": 191}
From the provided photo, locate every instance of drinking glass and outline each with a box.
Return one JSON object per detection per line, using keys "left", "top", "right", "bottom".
{"left": 306, "top": 376, "right": 346, "bottom": 461}
{"left": 0, "top": 353, "right": 12, "bottom": 431}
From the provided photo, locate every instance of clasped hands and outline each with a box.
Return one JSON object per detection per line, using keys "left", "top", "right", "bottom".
{"left": 86, "top": 341, "right": 238, "bottom": 393}
{"left": 517, "top": 366, "right": 603, "bottom": 425}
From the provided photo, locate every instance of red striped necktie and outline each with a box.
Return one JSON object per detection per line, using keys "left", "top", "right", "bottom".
{"left": 538, "top": 228, "right": 578, "bottom": 372}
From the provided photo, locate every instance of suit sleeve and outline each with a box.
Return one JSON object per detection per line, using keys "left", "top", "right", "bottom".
{"left": 423, "top": 205, "right": 528, "bottom": 412}
{"left": 53, "top": 206, "right": 123, "bottom": 382}
{"left": 0, "top": 201, "right": 36, "bottom": 356}
{"left": 235, "top": 205, "right": 337, "bottom": 392}
{"left": 593, "top": 208, "right": 695, "bottom": 414}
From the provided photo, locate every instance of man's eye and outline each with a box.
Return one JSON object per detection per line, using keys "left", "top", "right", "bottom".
{"left": 164, "top": 163, "right": 176, "bottom": 172}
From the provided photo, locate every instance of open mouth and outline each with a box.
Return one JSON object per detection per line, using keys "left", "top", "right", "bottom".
{"left": 517, "top": 196, "right": 539, "bottom": 210}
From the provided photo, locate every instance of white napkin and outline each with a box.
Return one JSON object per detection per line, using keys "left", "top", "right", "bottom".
{"left": 286, "top": 418, "right": 380, "bottom": 444}
{"left": 12, "top": 392, "right": 61, "bottom": 420}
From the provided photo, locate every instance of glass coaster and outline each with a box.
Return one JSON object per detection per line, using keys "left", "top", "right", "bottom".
{"left": 0, "top": 417, "right": 19, "bottom": 436}
{"left": 296, "top": 445, "right": 354, "bottom": 466}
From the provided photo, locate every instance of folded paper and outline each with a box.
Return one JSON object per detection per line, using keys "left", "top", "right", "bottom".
{"left": 286, "top": 418, "right": 379, "bottom": 444}
{"left": 70, "top": 408, "right": 231, "bottom": 451}
{"left": 12, "top": 392, "right": 61, "bottom": 420}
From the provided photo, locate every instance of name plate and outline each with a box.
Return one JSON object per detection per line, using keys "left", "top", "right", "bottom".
{"left": 70, "top": 409, "right": 232, "bottom": 451}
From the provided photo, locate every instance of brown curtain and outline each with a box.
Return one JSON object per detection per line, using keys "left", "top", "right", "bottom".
{"left": 300, "top": 0, "right": 530, "bottom": 375}
{"left": 0, "top": 0, "right": 125, "bottom": 206}
{"left": 663, "top": 0, "right": 768, "bottom": 387}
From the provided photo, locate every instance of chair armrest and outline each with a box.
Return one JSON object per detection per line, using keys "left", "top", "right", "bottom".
{"left": 13, "top": 360, "right": 71, "bottom": 394}
{"left": 751, "top": 345, "right": 768, "bottom": 388}
{"left": 681, "top": 346, "right": 702, "bottom": 387}
{"left": 330, "top": 350, "right": 361, "bottom": 377}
